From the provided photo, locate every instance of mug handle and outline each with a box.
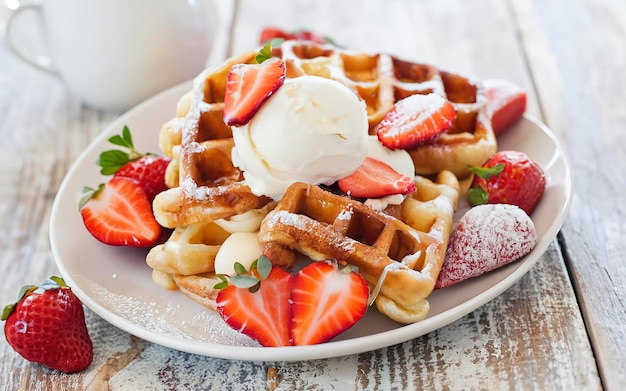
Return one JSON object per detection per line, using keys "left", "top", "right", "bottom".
{"left": 6, "top": 4, "right": 58, "bottom": 75}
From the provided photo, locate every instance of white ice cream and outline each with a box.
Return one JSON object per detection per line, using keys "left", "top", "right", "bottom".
{"left": 364, "top": 135, "right": 416, "bottom": 211}
{"left": 231, "top": 75, "right": 369, "bottom": 200}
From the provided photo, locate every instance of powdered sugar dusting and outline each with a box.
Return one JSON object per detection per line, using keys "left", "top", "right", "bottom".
{"left": 87, "top": 284, "right": 258, "bottom": 347}
{"left": 436, "top": 204, "right": 538, "bottom": 289}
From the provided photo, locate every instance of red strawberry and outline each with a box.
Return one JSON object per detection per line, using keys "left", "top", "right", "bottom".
{"left": 114, "top": 155, "right": 171, "bottom": 201}
{"left": 223, "top": 57, "right": 286, "bottom": 127}
{"left": 216, "top": 257, "right": 292, "bottom": 347}
{"left": 291, "top": 261, "right": 368, "bottom": 345}
{"left": 97, "top": 126, "right": 171, "bottom": 201}
{"left": 259, "top": 27, "right": 331, "bottom": 45}
{"left": 215, "top": 257, "right": 368, "bottom": 346}
{"left": 468, "top": 150, "right": 546, "bottom": 215}
{"left": 337, "top": 157, "right": 416, "bottom": 199}
{"left": 435, "top": 204, "right": 537, "bottom": 289}
{"left": 376, "top": 93, "right": 456, "bottom": 150}
{"left": 2, "top": 276, "right": 93, "bottom": 373}
{"left": 80, "top": 177, "right": 162, "bottom": 247}
{"left": 484, "top": 79, "right": 527, "bottom": 135}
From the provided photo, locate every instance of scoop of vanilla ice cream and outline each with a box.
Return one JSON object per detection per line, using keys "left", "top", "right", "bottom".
{"left": 231, "top": 75, "right": 369, "bottom": 200}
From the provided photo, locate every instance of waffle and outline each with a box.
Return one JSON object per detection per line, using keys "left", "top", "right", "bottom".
{"left": 274, "top": 40, "right": 496, "bottom": 178}
{"left": 258, "top": 171, "right": 459, "bottom": 324}
{"left": 150, "top": 52, "right": 296, "bottom": 300}
{"left": 153, "top": 51, "right": 272, "bottom": 229}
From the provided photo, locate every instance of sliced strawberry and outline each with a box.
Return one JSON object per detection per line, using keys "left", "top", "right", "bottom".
{"left": 376, "top": 93, "right": 456, "bottom": 150}
{"left": 468, "top": 150, "right": 546, "bottom": 215}
{"left": 216, "top": 258, "right": 292, "bottom": 347}
{"left": 291, "top": 261, "right": 368, "bottom": 345}
{"left": 337, "top": 156, "right": 416, "bottom": 199}
{"left": 484, "top": 79, "right": 527, "bottom": 135}
{"left": 223, "top": 57, "right": 286, "bottom": 127}
{"left": 80, "top": 177, "right": 162, "bottom": 247}
{"left": 114, "top": 155, "right": 171, "bottom": 201}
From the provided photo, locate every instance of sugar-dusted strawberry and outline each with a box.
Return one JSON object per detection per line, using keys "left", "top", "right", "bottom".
{"left": 97, "top": 126, "right": 171, "bottom": 201}
{"left": 484, "top": 79, "right": 527, "bottom": 135}
{"left": 2, "top": 276, "right": 93, "bottom": 373}
{"left": 79, "top": 177, "right": 162, "bottom": 247}
{"left": 215, "top": 256, "right": 292, "bottom": 347}
{"left": 376, "top": 93, "right": 456, "bottom": 150}
{"left": 291, "top": 261, "right": 368, "bottom": 345}
{"left": 223, "top": 57, "right": 286, "bottom": 127}
{"left": 468, "top": 150, "right": 546, "bottom": 215}
{"left": 337, "top": 156, "right": 416, "bottom": 199}
{"left": 435, "top": 204, "right": 537, "bottom": 289}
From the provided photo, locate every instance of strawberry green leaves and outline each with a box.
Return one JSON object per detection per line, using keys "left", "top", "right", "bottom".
{"left": 96, "top": 125, "right": 155, "bottom": 175}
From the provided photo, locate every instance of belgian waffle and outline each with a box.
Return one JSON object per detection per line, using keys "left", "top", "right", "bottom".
{"left": 274, "top": 40, "right": 496, "bottom": 178}
{"left": 153, "top": 51, "right": 272, "bottom": 229}
{"left": 258, "top": 171, "right": 459, "bottom": 324}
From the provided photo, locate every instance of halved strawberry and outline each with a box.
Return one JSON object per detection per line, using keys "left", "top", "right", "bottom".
{"left": 376, "top": 93, "right": 456, "bottom": 150}
{"left": 215, "top": 257, "right": 292, "bottom": 347}
{"left": 291, "top": 261, "right": 368, "bottom": 345}
{"left": 468, "top": 150, "right": 546, "bottom": 215}
{"left": 484, "top": 79, "right": 527, "bottom": 135}
{"left": 223, "top": 57, "right": 286, "bottom": 127}
{"left": 337, "top": 156, "right": 416, "bottom": 199}
{"left": 79, "top": 177, "right": 162, "bottom": 247}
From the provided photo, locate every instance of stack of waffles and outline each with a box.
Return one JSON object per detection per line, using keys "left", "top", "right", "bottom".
{"left": 144, "top": 40, "right": 504, "bottom": 323}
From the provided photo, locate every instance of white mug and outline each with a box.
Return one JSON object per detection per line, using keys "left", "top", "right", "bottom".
{"left": 6, "top": 0, "right": 215, "bottom": 112}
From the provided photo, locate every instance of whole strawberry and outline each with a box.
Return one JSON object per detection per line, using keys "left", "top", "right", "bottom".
{"left": 468, "top": 150, "right": 546, "bottom": 215}
{"left": 97, "top": 125, "right": 171, "bottom": 201}
{"left": 2, "top": 276, "right": 93, "bottom": 373}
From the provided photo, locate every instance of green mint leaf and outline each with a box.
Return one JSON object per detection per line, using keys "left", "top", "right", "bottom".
{"left": 256, "top": 255, "right": 272, "bottom": 280}
{"left": 255, "top": 42, "right": 274, "bottom": 64}
{"left": 97, "top": 150, "right": 131, "bottom": 175}
{"left": 230, "top": 274, "right": 259, "bottom": 289}
{"left": 469, "top": 163, "right": 505, "bottom": 181}
{"left": 233, "top": 262, "right": 247, "bottom": 275}
{"left": 468, "top": 185, "right": 489, "bottom": 207}
{"left": 212, "top": 275, "right": 229, "bottom": 290}
{"left": 78, "top": 184, "right": 104, "bottom": 210}
{"left": 108, "top": 126, "right": 135, "bottom": 149}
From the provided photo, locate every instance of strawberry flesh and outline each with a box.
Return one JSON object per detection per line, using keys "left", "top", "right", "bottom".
{"left": 484, "top": 79, "right": 527, "bottom": 135}
{"left": 337, "top": 156, "right": 416, "bottom": 199}
{"left": 114, "top": 155, "right": 171, "bottom": 201}
{"left": 80, "top": 177, "right": 162, "bottom": 247}
{"left": 291, "top": 261, "right": 368, "bottom": 345}
{"left": 223, "top": 58, "right": 286, "bottom": 127}
{"left": 468, "top": 150, "right": 546, "bottom": 215}
{"left": 216, "top": 267, "right": 292, "bottom": 347}
{"left": 376, "top": 93, "right": 456, "bottom": 150}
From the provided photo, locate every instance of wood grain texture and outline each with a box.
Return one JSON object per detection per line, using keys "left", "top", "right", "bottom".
{"left": 517, "top": 0, "right": 626, "bottom": 389}
{"left": 0, "top": 0, "right": 620, "bottom": 389}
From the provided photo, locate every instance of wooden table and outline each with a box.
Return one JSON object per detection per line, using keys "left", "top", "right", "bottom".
{"left": 0, "top": 0, "right": 624, "bottom": 389}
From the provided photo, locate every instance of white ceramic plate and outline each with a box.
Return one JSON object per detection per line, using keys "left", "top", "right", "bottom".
{"left": 50, "top": 81, "right": 573, "bottom": 362}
